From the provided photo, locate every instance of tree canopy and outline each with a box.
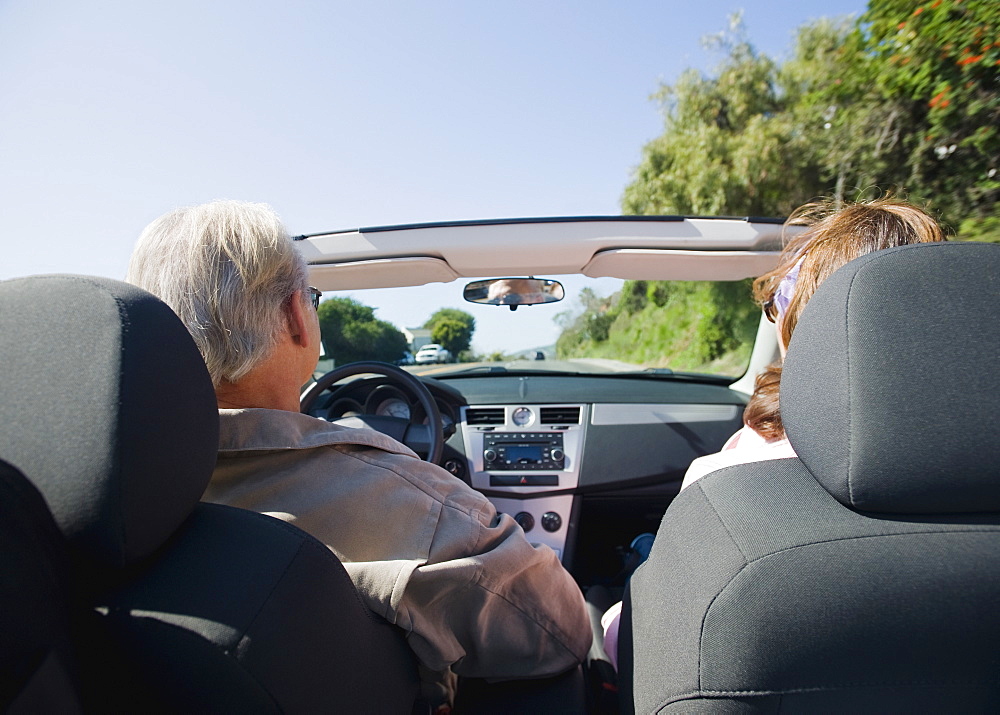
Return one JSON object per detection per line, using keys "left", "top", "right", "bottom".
{"left": 423, "top": 308, "right": 475, "bottom": 357}
{"left": 317, "top": 296, "right": 408, "bottom": 365}
{"left": 860, "top": 0, "right": 999, "bottom": 225}
{"left": 622, "top": 14, "right": 816, "bottom": 219}
{"left": 579, "top": 2, "right": 998, "bottom": 374}
{"left": 623, "top": 3, "right": 999, "bottom": 232}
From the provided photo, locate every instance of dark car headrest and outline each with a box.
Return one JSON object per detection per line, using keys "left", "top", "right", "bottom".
{"left": 782, "top": 242, "right": 1000, "bottom": 514}
{"left": 0, "top": 275, "right": 219, "bottom": 568}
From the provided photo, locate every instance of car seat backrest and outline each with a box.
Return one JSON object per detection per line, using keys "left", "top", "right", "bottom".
{"left": 623, "top": 242, "right": 1000, "bottom": 713}
{"left": 783, "top": 241, "right": 1000, "bottom": 513}
{"left": 0, "top": 459, "right": 82, "bottom": 713}
{"left": 0, "top": 275, "right": 418, "bottom": 711}
{"left": 0, "top": 275, "right": 218, "bottom": 569}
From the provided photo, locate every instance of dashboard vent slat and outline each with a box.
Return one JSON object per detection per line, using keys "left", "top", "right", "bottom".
{"left": 466, "top": 408, "right": 505, "bottom": 425}
{"left": 540, "top": 406, "right": 581, "bottom": 424}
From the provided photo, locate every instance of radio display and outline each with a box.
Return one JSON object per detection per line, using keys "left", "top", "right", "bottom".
{"left": 483, "top": 431, "right": 564, "bottom": 470}
{"left": 504, "top": 444, "right": 543, "bottom": 464}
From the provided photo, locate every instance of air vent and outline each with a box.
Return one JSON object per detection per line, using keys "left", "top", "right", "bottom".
{"left": 466, "top": 407, "right": 505, "bottom": 425}
{"left": 540, "top": 406, "right": 581, "bottom": 424}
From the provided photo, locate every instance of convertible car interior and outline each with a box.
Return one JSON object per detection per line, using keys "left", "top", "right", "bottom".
{"left": 295, "top": 217, "right": 793, "bottom": 583}
{"left": 2, "top": 219, "right": 998, "bottom": 713}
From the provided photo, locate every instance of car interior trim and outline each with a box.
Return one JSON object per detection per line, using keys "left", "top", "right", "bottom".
{"left": 308, "top": 256, "right": 459, "bottom": 291}
{"left": 590, "top": 403, "right": 739, "bottom": 425}
{"left": 583, "top": 248, "right": 781, "bottom": 281}
{"left": 292, "top": 214, "right": 788, "bottom": 241}
{"left": 489, "top": 493, "right": 575, "bottom": 560}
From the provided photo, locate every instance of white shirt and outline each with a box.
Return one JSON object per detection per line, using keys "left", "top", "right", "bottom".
{"left": 680, "top": 425, "right": 797, "bottom": 492}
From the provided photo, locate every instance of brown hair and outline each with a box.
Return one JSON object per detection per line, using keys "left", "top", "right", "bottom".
{"left": 744, "top": 197, "right": 947, "bottom": 440}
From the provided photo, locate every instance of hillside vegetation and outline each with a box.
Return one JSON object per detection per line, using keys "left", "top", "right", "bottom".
{"left": 556, "top": 279, "right": 760, "bottom": 376}
{"left": 569, "top": 1, "right": 997, "bottom": 373}
{"left": 322, "top": 3, "right": 995, "bottom": 370}
{"left": 623, "top": 4, "right": 997, "bottom": 235}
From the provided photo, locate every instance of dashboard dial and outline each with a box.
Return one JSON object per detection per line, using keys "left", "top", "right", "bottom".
{"left": 512, "top": 407, "right": 533, "bottom": 426}
{"left": 374, "top": 397, "right": 411, "bottom": 420}
{"left": 327, "top": 398, "right": 363, "bottom": 420}
{"left": 425, "top": 409, "right": 455, "bottom": 435}
{"left": 367, "top": 386, "right": 412, "bottom": 420}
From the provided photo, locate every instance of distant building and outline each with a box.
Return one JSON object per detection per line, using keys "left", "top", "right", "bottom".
{"left": 315, "top": 338, "right": 335, "bottom": 374}
{"left": 403, "top": 327, "right": 433, "bottom": 353}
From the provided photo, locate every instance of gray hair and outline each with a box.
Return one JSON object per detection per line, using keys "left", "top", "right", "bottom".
{"left": 126, "top": 200, "right": 309, "bottom": 386}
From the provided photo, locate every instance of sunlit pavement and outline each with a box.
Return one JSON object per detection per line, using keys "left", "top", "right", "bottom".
{"left": 313, "top": 357, "right": 649, "bottom": 384}
{"left": 406, "top": 358, "right": 645, "bottom": 377}
{"left": 405, "top": 362, "right": 492, "bottom": 377}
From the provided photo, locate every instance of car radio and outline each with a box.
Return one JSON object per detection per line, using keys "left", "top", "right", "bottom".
{"left": 483, "top": 432, "right": 565, "bottom": 470}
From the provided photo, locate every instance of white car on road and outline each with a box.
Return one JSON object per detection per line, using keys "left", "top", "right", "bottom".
{"left": 414, "top": 343, "right": 450, "bottom": 364}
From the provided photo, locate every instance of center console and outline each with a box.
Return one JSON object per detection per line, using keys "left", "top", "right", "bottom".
{"left": 460, "top": 404, "right": 586, "bottom": 561}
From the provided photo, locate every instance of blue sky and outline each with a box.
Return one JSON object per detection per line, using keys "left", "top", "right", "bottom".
{"left": 0, "top": 0, "right": 866, "bottom": 352}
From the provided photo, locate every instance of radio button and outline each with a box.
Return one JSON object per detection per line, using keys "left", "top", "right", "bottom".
{"left": 541, "top": 512, "right": 562, "bottom": 532}
{"left": 514, "top": 512, "right": 535, "bottom": 532}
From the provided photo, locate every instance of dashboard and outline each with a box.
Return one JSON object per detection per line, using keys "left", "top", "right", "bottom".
{"left": 307, "top": 371, "right": 746, "bottom": 585}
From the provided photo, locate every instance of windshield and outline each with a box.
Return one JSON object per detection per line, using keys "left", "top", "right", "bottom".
{"left": 314, "top": 274, "right": 760, "bottom": 381}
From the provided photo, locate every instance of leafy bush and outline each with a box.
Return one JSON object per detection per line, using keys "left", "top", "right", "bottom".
{"left": 317, "top": 297, "right": 408, "bottom": 364}
{"left": 424, "top": 308, "right": 475, "bottom": 356}
{"left": 556, "top": 279, "right": 759, "bottom": 376}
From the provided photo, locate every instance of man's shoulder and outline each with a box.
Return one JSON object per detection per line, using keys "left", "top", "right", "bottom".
{"left": 344, "top": 441, "right": 493, "bottom": 515}
{"left": 217, "top": 408, "right": 486, "bottom": 510}
{"left": 217, "top": 408, "right": 417, "bottom": 457}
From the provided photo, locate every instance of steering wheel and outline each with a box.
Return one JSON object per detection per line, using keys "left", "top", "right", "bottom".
{"left": 300, "top": 361, "right": 444, "bottom": 464}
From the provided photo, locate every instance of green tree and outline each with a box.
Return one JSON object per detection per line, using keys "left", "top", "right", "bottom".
{"left": 430, "top": 318, "right": 467, "bottom": 360}
{"left": 615, "top": 5, "right": 998, "bottom": 379}
{"left": 958, "top": 203, "right": 1000, "bottom": 243}
{"left": 779, "top": 1, "right": 999, "bottom": 223}
{"left": 555, "top": 287, "right": 615, "bottom": 355}
{"left": 423, "top": 308, "right": 475, "bottom": 357}
{"left": 624, "top": 5, "right": 999, "bottom": 223}
{"left": 593, "top": 4, "right": 997, "bottom": 377}
{"left": 620, "top": 280, "right": 649, "bottom": 315}
{"left": 317, "top": 296, "right": 408, "bottom": 364}
{"left": 859, "top": 0, "right": 999, "bottom": 225}
{"left": 623, "top": 13, "right": 817, "bottom": 218}
{"left": 779, "top": 17, "right": 896, "bottom": 206}
{"left": 555, "top": 280, "right": 758, "bottom": 375}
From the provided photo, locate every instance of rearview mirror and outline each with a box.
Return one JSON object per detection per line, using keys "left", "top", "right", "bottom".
{"left": 463, "top": 278, "right": 565, "bottom": 310}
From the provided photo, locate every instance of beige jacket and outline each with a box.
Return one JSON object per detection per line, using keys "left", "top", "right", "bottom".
{"left": 206, "top": 408, "right": 591, "bottom": 682}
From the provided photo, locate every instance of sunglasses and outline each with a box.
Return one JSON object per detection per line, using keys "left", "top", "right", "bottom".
{"left": 762, "top": 257, "right": 804, "bottom": 324}
{"left": 762, "top": 297, "right": 778, "bottom": 323}
{"left": 306, "top": 286, "right": 322, "bottom": 310}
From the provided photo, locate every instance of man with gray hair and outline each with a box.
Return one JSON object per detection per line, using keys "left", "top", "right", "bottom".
{"left": 127, "top": 200, "right": 591, "bottom": 707}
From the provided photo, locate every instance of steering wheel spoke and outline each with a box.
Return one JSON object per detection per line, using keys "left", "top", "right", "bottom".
{"left": 401, "top": 422, "right": 435, "bottom": 457}
{"left": 331, "top": 415, "right": 409, "bottom": 444}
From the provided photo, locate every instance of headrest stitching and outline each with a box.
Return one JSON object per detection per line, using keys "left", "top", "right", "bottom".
{"left": 843, "top": 266, "right": 864, "bottom": 508}
{"left": 111, "top": 290, "right": 131, "bottom": 562}
{"left": 695, "top": 485, "right": 752, "bottom": 694}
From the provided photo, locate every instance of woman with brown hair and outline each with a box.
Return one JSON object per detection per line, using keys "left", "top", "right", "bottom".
{"left": 680, "top": 196, "right": 947, "bottom": 489}
{"left": 600, "top": 197, "right": 946, "bottom": 672}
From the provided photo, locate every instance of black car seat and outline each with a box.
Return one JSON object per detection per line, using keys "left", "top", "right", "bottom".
{"left": 0, "top": 275, "right": 418, "bottom": 712}
{"left": 620, "top": 241, "right": 1000, "bottom": 713}
{"left": 0, "top": 459, "right": 83, "bottom": 713}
